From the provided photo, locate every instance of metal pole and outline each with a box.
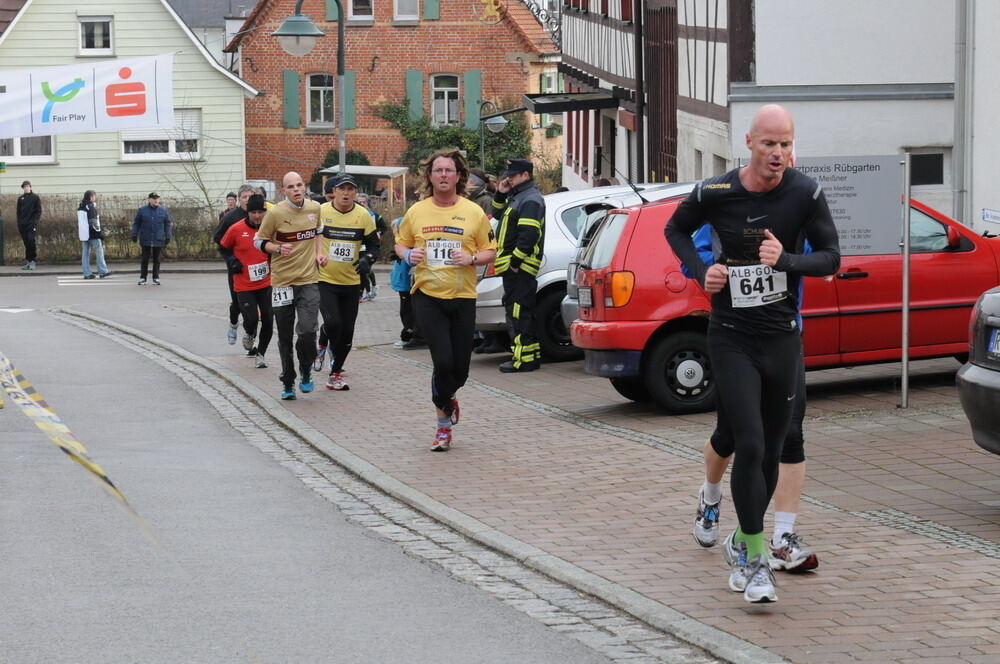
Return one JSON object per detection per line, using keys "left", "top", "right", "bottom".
{"left": 900, "top": 153, "right": 912, "bottom": 408}
{"left": 335, "top": 0, "right": 346, "bottom": 174}
{"left": 479, "top": 100, "right": 496, "bottom": 170}
{"left": 632, "top": 0, "right": 645, "bottom": 182}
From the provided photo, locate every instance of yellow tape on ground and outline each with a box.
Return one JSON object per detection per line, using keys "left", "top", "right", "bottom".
{"left": 0, "top": 350, "right": 131, "bottom": 509}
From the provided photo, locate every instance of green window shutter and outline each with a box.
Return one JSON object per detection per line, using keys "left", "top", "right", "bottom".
{"left": 343, "top": 70, "right": 357, "bottom": 129}
{"left": 326, "top": 0, "right": 340, "bottom": 21}
{"left": 282, "top": 70, "right": 300, "bottom": 129}
{"left": 463, "top": 69, "right": 481, "bottom": 130}
{"left": 405, "top": 69, "right": 423, "bottom": 121}
{"left": 424, "top": 0, "right": 440, "bottom": 20}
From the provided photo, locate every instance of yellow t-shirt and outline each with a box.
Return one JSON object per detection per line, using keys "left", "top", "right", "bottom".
{"left": 398, "top": 197, "right": 495, "bottom": 300}
{"left": 255, "top": 199, "right": 321, "bottom": 287}
{"left": 318, "top": 202, "right": 377, "bottom": 286}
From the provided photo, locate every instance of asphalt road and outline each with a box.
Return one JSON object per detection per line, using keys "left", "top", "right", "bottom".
{"left": 0, "top": 273, "right": 613, "bottom": 664}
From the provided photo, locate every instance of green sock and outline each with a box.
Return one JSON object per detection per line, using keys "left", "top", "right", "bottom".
{"left": 743, "top": 532, "right": 766, "bottom": 559}
{"left": 733, "top": 527, "right": 746, "bottom": 544}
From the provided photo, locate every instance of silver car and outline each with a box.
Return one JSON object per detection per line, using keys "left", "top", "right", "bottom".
{"left": 561, "top": 183, "right": 696, "bottom": 336}
{"left": 476, "top": 184, "right": 690, "bottom": 361}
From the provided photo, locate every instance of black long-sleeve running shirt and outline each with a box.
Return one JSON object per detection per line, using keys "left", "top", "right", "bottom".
{"left": 666, "top": 167, "right": 841, "bottom": 335}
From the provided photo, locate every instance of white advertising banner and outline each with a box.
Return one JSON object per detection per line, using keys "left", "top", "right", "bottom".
{"left": 0, "top": 55, "right": 174, "bottom": 139}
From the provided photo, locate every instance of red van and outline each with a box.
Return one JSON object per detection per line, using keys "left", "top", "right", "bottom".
{"left": 571, "top": 197, "right": 1000, "bottom": 413}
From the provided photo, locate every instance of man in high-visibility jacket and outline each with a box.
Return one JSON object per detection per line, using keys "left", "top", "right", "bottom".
{"left": 492, "top": 158, "right": 545, "bottom": 373}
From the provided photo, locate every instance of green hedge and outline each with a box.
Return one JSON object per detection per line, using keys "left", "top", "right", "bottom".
{"left": 0, "top": 193, "right": 219, "bottom": 264}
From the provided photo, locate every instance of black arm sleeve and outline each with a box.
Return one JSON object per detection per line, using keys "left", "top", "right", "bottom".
{"left": 773, "top": 190, "right": 841, "bottom": 277}
{"left": 665, "top": 188, "right": 710, "bottom": 286}
{"left": 361, "top": 230, "right": 380, "bottom": 258}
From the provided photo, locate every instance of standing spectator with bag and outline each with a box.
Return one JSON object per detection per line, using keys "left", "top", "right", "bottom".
{"left": 132, "top": 192, "right": 172, "bottom": 285}
{"left": 77, "top": 190, "right": 110, "bottom": 280}
{"left": 16, "top": 180, "right": 41, "bottom": 270}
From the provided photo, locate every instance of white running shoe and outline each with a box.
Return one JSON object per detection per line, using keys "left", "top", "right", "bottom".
{"left": 242, "top": 332, "right": 255, "bottom": 351}
{"left": 393, "top": 340, "right": 406, "bottom": 348}
{"left": 722, "top": 530, "right": 743, "bottom": 566}
{"left": 768, "top": 532, "right": 819, "bottom": 571}
{"left": 743, "top": 553, "right": 778, "bottom": 603}
{"left": 255, "top": 354, "right": 267, "bottom": 368}
{"left": 723, "top": 530, "right": 748, "bottom": 592}
{"left": 693, "top": 488, "right": 720, "bottom": 547}
{"left": 325, "top": 371, "right": 349, "bottom": 391}
{"left": 313, "top": 345, "right": 327, "bottom": 372}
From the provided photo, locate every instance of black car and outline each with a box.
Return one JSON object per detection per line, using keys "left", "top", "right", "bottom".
{"left": 957, "top": 286, "right": 1000, "bottom": 454}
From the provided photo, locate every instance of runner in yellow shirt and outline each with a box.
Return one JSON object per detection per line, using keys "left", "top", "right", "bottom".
{"left": 316, "top": 173, "right": 379, "bottom": 391}
{"left": 254, "top": 171, "right": 323, "bottom": 400}
{"left": 395, "top": 149, "right": 496, "bottom": 451}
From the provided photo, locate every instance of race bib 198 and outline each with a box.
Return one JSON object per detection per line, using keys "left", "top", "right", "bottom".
{"left": 248, "top": 261, "right": 270, "bottom": 282}
{"left": 425, "top": 239, "right": 461, "bottom": 267}
{"left": 272, "top": 285, "right": 293, "bottom": 307}
{"left": 728, "top": 264, "right": 787, "bottom": 308}
{"left": 328, "top": 241, "right": 355, "bottom": 262}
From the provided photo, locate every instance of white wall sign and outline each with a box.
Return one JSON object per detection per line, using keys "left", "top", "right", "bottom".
{"left": 982, "top": 208, "right": 1000, "bottom": 224}
{"left": 0, "top": 55, "right": 174, "bottom": 139}
{"left": 795, "top": 155, "right": 903, "bottom": 256}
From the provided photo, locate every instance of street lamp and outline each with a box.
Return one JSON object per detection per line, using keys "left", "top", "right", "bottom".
{"left": 479, "top": 100, "right": 508, "bottom": 170}
{"left": 273, "top": 0, "right": 347, "bottom": 176}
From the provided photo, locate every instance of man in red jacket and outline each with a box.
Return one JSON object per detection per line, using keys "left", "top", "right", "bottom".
{"left": 220, "top": 194, "right": 273, "bottom": 368}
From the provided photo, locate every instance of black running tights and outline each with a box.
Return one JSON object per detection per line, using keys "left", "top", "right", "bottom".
{"left": 236, "top": 287, "right": 273, "bottom": 356}
{"left": 412, "top": 291, "right": 475, "bottom": 414}
{"left": 708, "top": 327, "right": 802, "bottom": 535}
{"left": 318, "top": 282, "right": 361, "bottom": 373}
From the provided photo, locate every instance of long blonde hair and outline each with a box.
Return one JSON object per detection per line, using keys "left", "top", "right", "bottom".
{"left": 418, "top": 148, "right": 469, "bottom": 199}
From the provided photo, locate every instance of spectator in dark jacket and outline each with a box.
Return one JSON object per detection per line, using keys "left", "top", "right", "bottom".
{"left": 131, "top": 192, "right": 172, "bottom": 285}
{"left": 16, "top": 180, "right": 41, "bottom": 270}
{"left": 468, "top": 169, "right": 494, "bottom": 217}
{"left": 78, "top": 190, "right": 110, "bottom": 279}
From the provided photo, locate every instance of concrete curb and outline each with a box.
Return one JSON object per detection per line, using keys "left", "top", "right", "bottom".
{"left": 55, "top": 307, "right": 786, "bottom": 664}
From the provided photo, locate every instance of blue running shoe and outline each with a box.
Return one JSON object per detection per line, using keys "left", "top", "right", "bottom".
{"left": 299, "top": 368, "right": 314, "bottom": 393}
{"left": 281, "top": 384, "right": 296, "bottom": 400}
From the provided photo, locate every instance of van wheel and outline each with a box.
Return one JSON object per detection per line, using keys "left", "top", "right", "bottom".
{"left": 643, "top": 331, "right": 715, "bottom": 414}
{"left": 609, "top": 377, "right": 651, "bottom": 402}
{"left": 537, "top": 289, "right": 583, "bottom": 362}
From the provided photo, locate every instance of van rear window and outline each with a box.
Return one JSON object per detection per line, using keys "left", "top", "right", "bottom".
{"left": 580, "top": 212, "right": 629, "bottom": 270}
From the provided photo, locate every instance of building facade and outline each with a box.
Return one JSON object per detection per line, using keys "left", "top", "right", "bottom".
{"left": 226, "top": 0, "right": 560, "bottom": 190}
{"left": 0, "top": 0, "right": 257, "bottom": 201}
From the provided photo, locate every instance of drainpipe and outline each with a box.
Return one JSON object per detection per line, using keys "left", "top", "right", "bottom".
{"left": 953, "top": 0, "right": 973, "bottom": 225}
{"left": 633, "top": 0, "right": 645, "bottom": 182}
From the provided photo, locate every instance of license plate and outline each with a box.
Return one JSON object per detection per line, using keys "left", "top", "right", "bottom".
{"left": 990, "top": 328, "right": 1000, "bottom": 355}
{"left": 579, "top": 287, "right": 592, "bottom": 308}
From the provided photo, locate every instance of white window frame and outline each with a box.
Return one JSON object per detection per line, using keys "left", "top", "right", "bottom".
{"left": 78, "top": 16, "right": 114, "bottom": 57}
{"left": 394, "top": 0, "right": 419, "bottom": 21}
{"left": 539, "top": 70, "right": 562, "bottom": 128}
{"left": 430, "top": 74, "right": 460, "bottom": 127}
{"left": 0, "top": 136, "right": 55, "bottom": 164}
{"left": 349, "top": 0, "right": 374, "bottom": 20}
{"left": 306, "top": 73, "right": 336, "bottom": 127}
{"left": 121, "top": 109, "right": 201, "bottom": 162}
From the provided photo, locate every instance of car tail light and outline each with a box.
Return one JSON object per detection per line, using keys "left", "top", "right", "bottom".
{"left": 969, "top": 294, "right": 984, "bottom": 353}
{"left": 604, "top": 271, "right": 635, "bottom": 308}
